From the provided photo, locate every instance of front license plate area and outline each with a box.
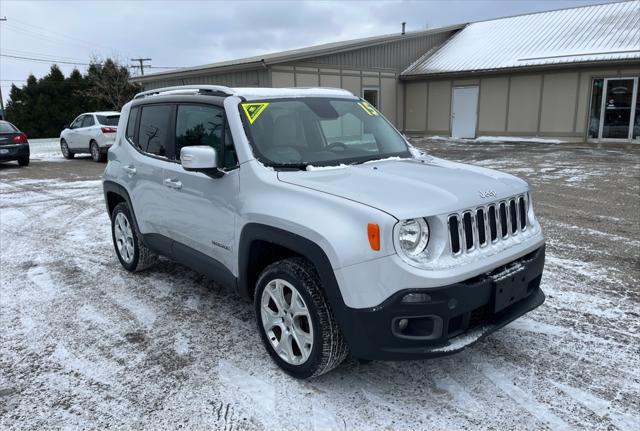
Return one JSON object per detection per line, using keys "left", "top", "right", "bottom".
{"left": 492, "top": 266, "right": 528, "bottom": 313}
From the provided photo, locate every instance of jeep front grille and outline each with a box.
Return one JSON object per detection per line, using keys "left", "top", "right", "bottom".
{"left": 447, "top": 195, "right": 528, "bottom": 256}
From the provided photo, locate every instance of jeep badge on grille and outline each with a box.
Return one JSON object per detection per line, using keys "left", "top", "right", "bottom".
{"left": 479, "top": 190, "right": 497, "bottom": 199}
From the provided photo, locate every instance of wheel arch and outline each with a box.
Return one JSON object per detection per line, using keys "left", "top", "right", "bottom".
{"left": 103, "top": 181, "right": 146, "bottom": 246}
{"left": 238, "top": 223, "right": 357, "bottom": 350}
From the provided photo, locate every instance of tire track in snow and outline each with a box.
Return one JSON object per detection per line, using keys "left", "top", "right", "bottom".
{"left": 480, "top": 363, "right": 572, "bottom": 430}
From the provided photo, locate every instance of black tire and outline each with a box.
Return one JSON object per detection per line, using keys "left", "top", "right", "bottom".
{"left": 90, "top": 140, "right": 106, "bottom": 162}
{"left": 17, "top": 157, "right": 29, "bottom": 166}
{"left": 61, "top": 139, "right": 74, "bottom": 159}
{"left": 111, "top": 202, "right": 156, "bottom": 272}
{"left": 254, "top": 257, "right": 349, "bottom": 379}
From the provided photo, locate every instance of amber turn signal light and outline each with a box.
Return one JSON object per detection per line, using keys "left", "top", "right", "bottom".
{"left": 367, "top": 223, "right": 380, "bottom": 251}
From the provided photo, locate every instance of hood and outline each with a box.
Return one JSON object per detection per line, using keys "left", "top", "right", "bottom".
{"left": 277, "top": 157, "right": 528, "bottom": 220}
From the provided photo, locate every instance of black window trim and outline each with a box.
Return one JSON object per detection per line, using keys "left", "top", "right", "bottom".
{"left": 124, "top": 97, "right": 239, "bottom": 172}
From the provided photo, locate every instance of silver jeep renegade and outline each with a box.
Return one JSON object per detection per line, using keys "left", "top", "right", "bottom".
{"left": 103, "top": 85, "right": 545, "bottom": 379}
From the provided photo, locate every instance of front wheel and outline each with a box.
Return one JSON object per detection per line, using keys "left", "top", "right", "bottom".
{"left": 254, "top": 258, "right": 349, "bottom": 379}
{"left": 61, "top": 140, "right": 74, "bottom": 159}
{"left": 17, "top": 157, "right": 29, "bottom": 166}
{"left": 111, "top": 202, "right": 156, "bottom": 272}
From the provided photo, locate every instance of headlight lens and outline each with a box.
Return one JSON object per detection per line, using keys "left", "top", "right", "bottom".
{"left": 398, "top": 218, "right": 429, "bottom": 257}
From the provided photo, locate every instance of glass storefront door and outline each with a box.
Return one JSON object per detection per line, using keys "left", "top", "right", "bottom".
{"left": 588, "top": 77, "right": 639, "bottom": 142}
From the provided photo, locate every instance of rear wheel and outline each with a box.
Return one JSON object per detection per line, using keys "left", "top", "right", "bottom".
{"left": 90, "top": 140, "right": 105, "bottom": 162}
{"left": 17, "top": 157, "right": 29, "bottom": 166}
{"left": 254, "top": 257, "right": 349, "bottom": 379}
{"left": 111, "top": 202, "right": 156, "bottom": 272}
{"left": 61, "top": 140, "right": 74, "bottom": 159}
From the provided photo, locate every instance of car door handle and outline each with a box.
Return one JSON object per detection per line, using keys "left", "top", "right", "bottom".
{"left": 163, "top": 178, "right": 182, "bottom": 190}
{"left": 122, "top": 165, "right": 136, "bottom": 175}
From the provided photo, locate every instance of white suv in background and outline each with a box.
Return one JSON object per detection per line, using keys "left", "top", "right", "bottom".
{"left": 60, "top": 111, "right": 120, "bottom": 162}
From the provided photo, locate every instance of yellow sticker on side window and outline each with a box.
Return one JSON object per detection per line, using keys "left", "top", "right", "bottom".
{"left": 358, "top": 101, "right": 378, "bottom": 116}
{"left": 241, "top": 102, "right": 269, "bottom": 124}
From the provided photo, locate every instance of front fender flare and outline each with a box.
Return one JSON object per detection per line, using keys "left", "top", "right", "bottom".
{"left": 238, "top": 223, "right": 362, "bottom": 348}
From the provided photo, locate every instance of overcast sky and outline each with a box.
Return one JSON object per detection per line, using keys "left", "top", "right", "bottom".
{"left": 0, "top": 0, "right": 608, "bottom": 103}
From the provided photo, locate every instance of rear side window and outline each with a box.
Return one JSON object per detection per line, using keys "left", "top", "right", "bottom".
{"left": 138, "top": 105, "right": 172, "bottom": 157}
{"left": 175, "top": 104, "right": 237, "bottom": 168}
{"left": 126, "top": 107, "right": 139, "bottom": 142}
{"left": 82, "top": 115, "right": 95, "bottom": 127}
{"left": 96, "top": 115, "right": 120, "bottom": 126}
{"left": 0, "top": 122, "right": 18, "bottom": 133}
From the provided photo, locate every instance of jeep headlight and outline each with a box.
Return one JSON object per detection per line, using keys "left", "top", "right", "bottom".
{"left": 398, "top": 218, "right": 429, "bottom": 259}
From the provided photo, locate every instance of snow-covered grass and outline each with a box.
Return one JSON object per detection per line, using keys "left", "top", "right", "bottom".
{"left": 427, "top": 135, "right": 566, "bottom": 144}
{"left": 1, "top": 143, "right": 639, "bottom": 430}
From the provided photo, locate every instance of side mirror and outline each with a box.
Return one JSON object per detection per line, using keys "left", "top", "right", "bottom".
{"left": 181, "top": 146, "right": 224, "bottom": 178}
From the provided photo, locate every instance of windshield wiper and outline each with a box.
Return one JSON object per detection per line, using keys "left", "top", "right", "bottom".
{"left": 268, "top": 162, "right": 309, "bottom": 170}
{"left": 348, "top": 156, "right": 389, "bottom": 165}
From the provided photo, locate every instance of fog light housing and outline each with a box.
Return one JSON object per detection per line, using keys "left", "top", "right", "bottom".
{"left": 398, "top": 318, "right": 409, "bottom": 331}
{"left": 401, "top": 292, "right": 431, "bottom": 303}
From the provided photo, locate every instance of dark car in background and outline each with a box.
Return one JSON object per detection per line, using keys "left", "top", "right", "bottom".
{"left": 0, "top": 120, "right": 29, "bottom": 167}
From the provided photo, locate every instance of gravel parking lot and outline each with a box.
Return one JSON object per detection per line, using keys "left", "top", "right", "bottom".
{"left": 1, "top": 139, "right": 638, "bottom": 430}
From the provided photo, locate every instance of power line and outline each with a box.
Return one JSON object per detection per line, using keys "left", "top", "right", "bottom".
{"left": 2, "top": 47, "right": 88, "bottom": 63}
{"left": 3, "top": 18, "right": 119, "bottom": 54}
{"left": 0, "top": 53, "right": 91, "bottom": 66}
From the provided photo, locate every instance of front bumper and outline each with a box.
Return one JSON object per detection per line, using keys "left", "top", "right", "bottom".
{"left": 0, "top": 144, "right": 29, "bottom": 161}
{"left": 339, "top": 245, "right": 545, "bottom": 361}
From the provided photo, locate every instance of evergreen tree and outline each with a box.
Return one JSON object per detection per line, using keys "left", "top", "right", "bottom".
{"left": 4, "top": 58, "right": 140, "bottom": 138}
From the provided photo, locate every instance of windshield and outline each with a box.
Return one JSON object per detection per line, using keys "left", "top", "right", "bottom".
{"left": 240, "top": 98, "right": 410, "bottom": 167}
{"left": 96, "top": 115, "right": 120, "bottom": 126}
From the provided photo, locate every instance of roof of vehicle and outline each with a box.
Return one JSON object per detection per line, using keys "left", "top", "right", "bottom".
{"left": 89, "top": 111, "right": 121, "bottom": 116}
{"left": 133, "top": 85, "right": 357, "bottom": 101}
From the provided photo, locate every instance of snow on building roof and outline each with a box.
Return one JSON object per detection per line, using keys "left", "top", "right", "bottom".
{"left": 402, "top": 1, "right": 640, "bottom": 77}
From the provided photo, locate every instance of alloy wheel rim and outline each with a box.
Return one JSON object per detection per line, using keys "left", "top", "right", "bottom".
{"left": 260, "top": 278, "right": 314, "bottom": 365}
{"left": 114, "top": 212, "right": 134, "bottom": 264}
{"left": 91, "top": 144, "right": 98, "bottom": 160}
{"left": 61, "top": 142, "right": 69, "bottom": 157}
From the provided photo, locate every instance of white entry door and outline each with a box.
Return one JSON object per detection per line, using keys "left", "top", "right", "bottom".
{"left": 451, "top": 86, "right": 479, "bottom": 139}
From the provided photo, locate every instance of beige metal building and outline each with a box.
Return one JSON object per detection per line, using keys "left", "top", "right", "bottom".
{"left": 132, "top": 1, "right": 640, "bottom": 144}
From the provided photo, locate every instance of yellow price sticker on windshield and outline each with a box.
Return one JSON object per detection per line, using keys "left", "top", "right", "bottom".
{"left": 358, "top": 101, "right": 378, "bottom": 116}
{"left": 242, "top": 102, "right": 269, "bottom": 124}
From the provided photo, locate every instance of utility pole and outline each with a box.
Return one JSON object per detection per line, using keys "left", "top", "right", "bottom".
{"left": 0, "top": 17, "right": 7, "bottom": 119}
{"left": 130, "top": 58, "right": 152, "bottom": 76}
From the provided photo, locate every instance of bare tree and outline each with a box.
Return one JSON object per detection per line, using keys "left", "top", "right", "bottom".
{"left": 85, "top": 56, "right": 141, "bottom": 110}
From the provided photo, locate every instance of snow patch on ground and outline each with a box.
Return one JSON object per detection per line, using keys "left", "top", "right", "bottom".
{"left": 2, "top": 142, "right": 639, "bottom": 430}
{"left": 427, "top": 135, "right": 566, "bottom": 144}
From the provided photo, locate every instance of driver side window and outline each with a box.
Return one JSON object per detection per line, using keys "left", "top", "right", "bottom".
{"left": 175, "top": 104, "right": 237, "bottom": 169}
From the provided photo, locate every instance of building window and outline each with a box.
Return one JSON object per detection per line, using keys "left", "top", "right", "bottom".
{"left": 587, "top": 79, "right": 603, "bottom": 139}
{"left": 363, "top": 88, "right": 379, "bottom": 109}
